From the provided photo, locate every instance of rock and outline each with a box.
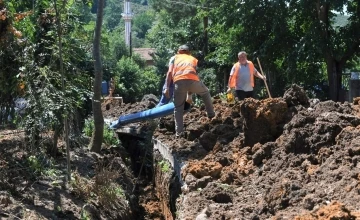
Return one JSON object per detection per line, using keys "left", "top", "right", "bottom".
{"left": 302, "top": 194, "right": 315, "bottom": 210}
{"left": 0, "top": 192, "right": 12, "bottom": 207}
{"left": 283, "top": 84, "right": 309, "bottom": 107}
{"left": 199, "top": 132, "right": 217, "bottom": 151}
{"left": 82, "top": 204, "right": 101, "bottom": 220}
{"left": 195, "top": 208, "right": 209, "bottom": 220}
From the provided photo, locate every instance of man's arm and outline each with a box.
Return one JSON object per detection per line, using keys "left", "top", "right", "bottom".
{"left": 165, "top": 63, "right": 174, "bottom": 89}
{"left": 254, "top": 68, "right": 266, "bottom": 80}
{"left": 227, "top": 66, "right": 235, "bottom": 92}
{"left": 163, "top": 64, "right": 174, "bottom": 98}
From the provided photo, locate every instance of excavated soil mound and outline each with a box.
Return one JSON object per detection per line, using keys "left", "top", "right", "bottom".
{"left": 153, "top": 86, "right": 360, "bottom": 219}
{"left": 102, "top": 94, "right": 159, "bottom": 119}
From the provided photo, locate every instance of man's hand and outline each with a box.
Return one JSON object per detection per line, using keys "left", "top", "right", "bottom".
{"left": 262, "top": 75, "right": 266, "bottom": 80}
{"left": 164, "top": 89, "right": 170, "bottom": 98}
{"left": 227, "top": 87, "right": 232, "bottom": 93}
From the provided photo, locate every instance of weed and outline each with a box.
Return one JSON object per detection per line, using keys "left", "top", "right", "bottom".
{"left": 83, "top": 118, "right": 94, "bottom": 137}
{"left": 70, "top": 171, "right": 92, "bottom": 199}
{"left": 27, "top": 155, "right": 60, "bottom": 178}
{"left": 83, "top": 118, "right": 119, "bottom": 146}
{"left": 158, "top": 160, "right": 171, "bottom": 173}
{"left": 193, "top": 96, "right": 204, "bottom": 108}
{"left": 27, "top": 155, "right": 42, "bottom": 174}
{"left": 56, "top": 206, "right": 62, "bottom": 212}
{"left": 219, "top": 183, "right": 232, "bottom": 191}
{"left": 70, "top": 166, "right": 125, "bottom": 207}
{"left": 80, "top": 211, "right": 90, "bottom": 220}
{"left": 103, "top": 126, "right": 119, "bottom": 146}
{"left": 218, "top": 92, "right": 228, "bottom": 102}
{"left": 44, "top": 168, "right": 61, "bottom": 178}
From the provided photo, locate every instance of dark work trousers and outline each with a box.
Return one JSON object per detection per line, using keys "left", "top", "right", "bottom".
{"left": 235, "top": 90, "right": 253, "bottom": 101}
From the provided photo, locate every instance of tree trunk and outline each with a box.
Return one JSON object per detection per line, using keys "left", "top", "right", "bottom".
{"left": 54, "top": 0, "right": 71, "bottom": 181}
{"left": 89, "top": 0, "right": 105, "bottom": 153}
{"left": 326, "top": 56, "right": 343, "bottom": 101}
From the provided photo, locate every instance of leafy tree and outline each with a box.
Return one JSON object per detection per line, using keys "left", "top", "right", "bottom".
{"left": 133, "top": 10, "right": 155, "bottom": 39}
{"left": 293, "top": 0, "right": 360, "bottom": 101}
{"left": 114, "top": 57, "right": 143, "bottom": 102}
{"left": 13, "top": 0, "right": 91, "bottom": 152}
{"left": 113, "top": 55, "right": 160, "bottom": 102}
{"left": 198, "top": 68, "right": 220, "bottom": 95}
{"left": 0, "top": 1, "right": 27, "bottom": 125}
{"left": 140, "top": 66, "right": 161, "bottom": 96}
{"left": 103, "top": 0, "right": 123, "bottom": 30}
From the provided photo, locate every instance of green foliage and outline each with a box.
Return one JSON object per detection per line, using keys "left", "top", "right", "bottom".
{"left": 14, "top": 0, "right": 93, "bottom": 146}
{"left": 83, "top": 118, "right": 94, "bottom": 137}
{"left": 83, "top": 118, "right": 119, "bottom": 146}
{"left": 114, "top": 57, "right": 142, "bottom": 102}
{"left": 217, "top": 92, "right": 227, "bottom": 103}
{"left": 141, "top": 66, "right": 162, "bottom": 95}
{"left": 193, "top": 96, "right": 204, "bottom": 108}
{"left": 103, "top": 126, "right": 119, "bottom": 146}
{"left": 103, "top": 0, "right": 124, "bottom": 30}
{"left": 198, "top": 68, "right": 220, "bottom": 95}
{"left": 27, "top": 155, "right": 43, "bottom": 174}
{"left": 158, "top": 160, "right": 170, "bottom": 173}
{"left": 133, "top": 10, "right": 156, "bottom": 39}
{"left": 113, "top": 55, "right": 161, "bottom": 102}
{"left": 27, "top": 154, "right": 60, "bottom": 178}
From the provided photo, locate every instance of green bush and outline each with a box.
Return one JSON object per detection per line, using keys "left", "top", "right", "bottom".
{"left": 114, "top": 57, "right": 143, "bottom": 103}
{"left": 140, "top": 66, "right": 161, "bottom": 96}
{"left": 113, "top": 57, "right": 161, "bottom": 102}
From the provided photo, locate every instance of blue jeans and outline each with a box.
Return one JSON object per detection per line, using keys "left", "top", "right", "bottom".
{"left": 156, "top": 82, "right": 174, "bottom": 107}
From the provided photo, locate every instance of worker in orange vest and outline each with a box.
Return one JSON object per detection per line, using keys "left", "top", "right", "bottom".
{"left": 157, "top": 54, "right": 193, "bottom": 107}
{"left": 227, "top": 51, "right": 266, "bottom": 100}
{"left": 164, "top": 45, "right": 215, "bottom": 138}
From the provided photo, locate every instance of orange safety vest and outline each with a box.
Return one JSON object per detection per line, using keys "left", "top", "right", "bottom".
{"left": 172, "top": 54, "right": 199, "bottom": 82}
{"left": 229, "top": 61, "right": 255, "bottom": 88}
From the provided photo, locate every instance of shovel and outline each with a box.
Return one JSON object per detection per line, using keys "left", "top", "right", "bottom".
{"left": 257, "top": 58, "right": 272, "bottom": 98}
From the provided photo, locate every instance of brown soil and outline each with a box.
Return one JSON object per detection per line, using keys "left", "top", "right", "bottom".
{"left": 0, "top": 131, "right": 136, "bottom": 219}
{"left": 2, "top": 89, "right": 360, "bottom": 219}
{"left": 152, "top": 85, "right": 360, "bottom": 219}
{"left": 102, "top": 94, "right": 159, "bottom": 119}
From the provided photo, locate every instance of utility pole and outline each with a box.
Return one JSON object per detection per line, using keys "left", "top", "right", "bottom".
{"left": 122, "top": 0, "right": 133, "bottom": 55}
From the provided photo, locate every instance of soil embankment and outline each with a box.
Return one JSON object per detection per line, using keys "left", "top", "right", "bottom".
{"left": 151, "top": 85, "right": 360, "bottom": 219}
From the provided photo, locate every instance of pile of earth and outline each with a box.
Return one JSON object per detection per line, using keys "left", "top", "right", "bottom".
{"left": 152, "top": 85, "right": 360, "bottom": 219}
{"left": 102, "top": 94, "right": 159, "bottom": 119}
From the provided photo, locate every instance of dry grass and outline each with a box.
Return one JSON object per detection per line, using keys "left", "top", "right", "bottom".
{"left": 70, "top": 164, "right": 124, "bottom": 208}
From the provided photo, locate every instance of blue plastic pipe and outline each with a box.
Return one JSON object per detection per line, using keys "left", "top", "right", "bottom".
{"left": 110, "top": 101, "right": 191, "bottom": 129}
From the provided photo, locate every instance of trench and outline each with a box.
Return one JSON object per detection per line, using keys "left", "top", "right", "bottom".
{"left": 117, "top": 127, "right": 185, "bottom": 220}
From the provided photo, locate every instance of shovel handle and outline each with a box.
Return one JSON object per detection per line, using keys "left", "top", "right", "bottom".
{"left": 257, "top": 58, "right": 272, "bottom": 98}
